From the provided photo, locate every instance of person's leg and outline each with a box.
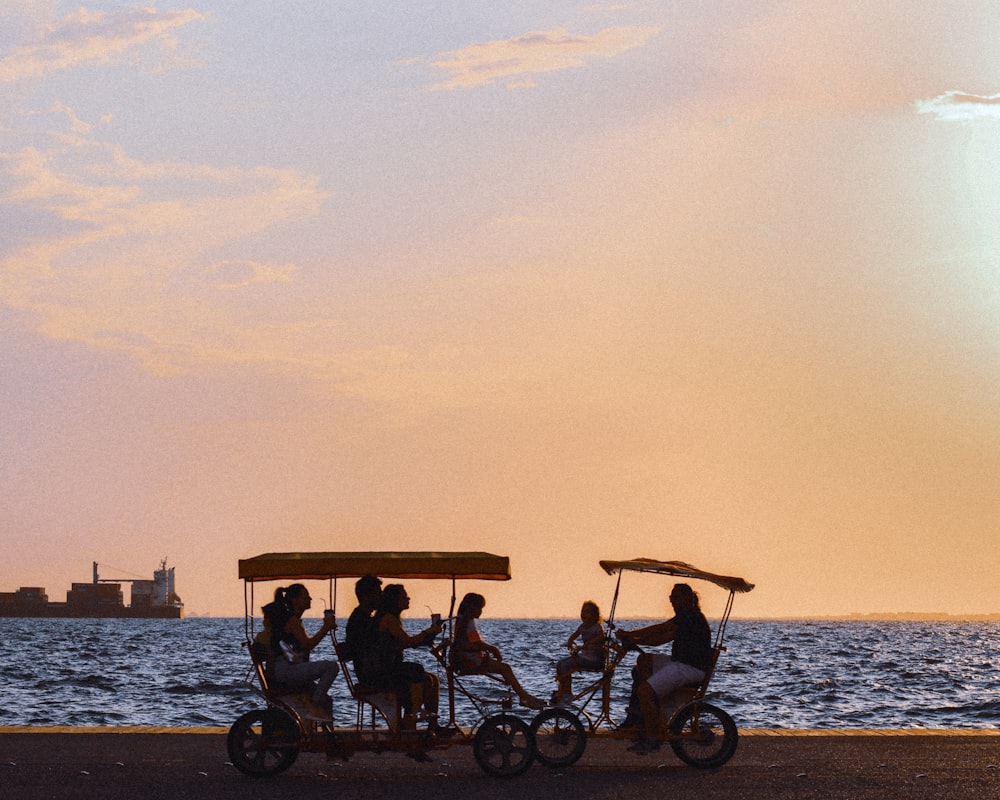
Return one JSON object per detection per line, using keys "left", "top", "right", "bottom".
{"left": 399, "top": 662, "right": 425, "bottom": 719}
{"left": 408, "top": 681, "right": 424, "bottom": 715}
{"left": 625, "top": 653, "right": 665, "bottom": 726}
{"left": 646, "top": 659, "right": 705, "bottom": 701}
{"left": 274, "top": 659, "right": 320, "bottom": 691}
{"left": 483, "top": 656, "right": 544, "bottom": 709}
{"left": 641, "top": 659, "right": 705, "bottom": 742}
{"left": 274, "top": 660, "right": 337, "bottom": 719}
{"left": 636, "top": 681, "right": 660, "bottom": 742}
{"left": 310, "top": 660, "right": 339, "bottom": 705}
{"left": 555, "top": 655, "right": 574, "bottom": 703}
{"left": 423, "top": 671, "right": 439, "bottom": 715}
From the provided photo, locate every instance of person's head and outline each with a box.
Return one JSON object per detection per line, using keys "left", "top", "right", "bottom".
{"left": 458, "top": 592, "right": 486, "bottom": 618}
{"left": 264, "top": 583, "right": 312, "bottom": 617}
{"left": 377, "top": 583, "right": 409, "bottom": 616}
{"left": 580, "top": 600, "right": 601, "bottom": 624}
{"left": 285, "top": 583, "right": 312, "bottom": 614}
{"left": 355, "top": 574, "right": 382, "bottom": 605}
{"left": 669, "top": 583, "right": 699, "bottom": 611}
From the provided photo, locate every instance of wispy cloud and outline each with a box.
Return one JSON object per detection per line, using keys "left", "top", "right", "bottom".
{"left": 915, "top": 91, "right": 1000, "bottom": 121}
{"left": 0, "top": 128, "right": 330, "bottom": 376}
{"left": 422, "top": 26, "right": 661, "bottom": 90}
{"left": 0, "top": 7, "right": 204, "bottom": 82}
{"left": 208, "top": 259, "right": 296, "bottom": 290}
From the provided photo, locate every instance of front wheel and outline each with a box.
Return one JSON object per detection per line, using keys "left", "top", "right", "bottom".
{"left": 227, "top": 708, "right": 301, "bottom": 777}
{"left": 667, "top": 701, "right": 738, "bottom": 768}
{"left": 473, "top": 713, "right": 535, "bottom": 777}
{"left": 529, "top": 708, "right": 587, "bottom": 768}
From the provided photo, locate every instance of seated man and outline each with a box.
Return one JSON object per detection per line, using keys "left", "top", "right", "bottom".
{"left": 341, "top": 574, "right": 382, "bottom": 670}
{"left": 615, "top": 583, "right": 713, "bottom": 753}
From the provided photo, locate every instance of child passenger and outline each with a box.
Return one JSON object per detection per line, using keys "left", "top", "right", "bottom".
{"left": 554, "top": 601, "right": 605, "bottom": 705}
{"left": 451, "top": 592, "right": 545, "bottom": 710}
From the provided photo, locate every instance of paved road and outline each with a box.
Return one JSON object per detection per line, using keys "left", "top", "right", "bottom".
{"left": 2, "top": 729, "right": 998, "bottom": 800}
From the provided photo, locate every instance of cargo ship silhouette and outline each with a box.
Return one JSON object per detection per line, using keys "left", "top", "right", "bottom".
{"left": 0, "top": 559, "right": 183, "bottom": 618}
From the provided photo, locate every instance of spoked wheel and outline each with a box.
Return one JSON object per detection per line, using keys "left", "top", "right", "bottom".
{"left": 529, "top": 707, "right": 587, "bottom": 768}
{"left": 667, "top": 701, "right": 738, "bottom": 768}
{"left": 227, "top": 708, "right": 301, "bottom": 777}
{"left": 473, "top": 713, "right": 535, "bottom": 777}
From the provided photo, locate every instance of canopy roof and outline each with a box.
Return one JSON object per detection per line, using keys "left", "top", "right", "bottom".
{"left": 238, "top": 551, "right": 511, "bottom": 582}
{"left": 599, "top": 558, "right": 754, "bottom": 593}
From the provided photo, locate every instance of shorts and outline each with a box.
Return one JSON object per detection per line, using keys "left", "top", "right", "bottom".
{"left": 645, "top": 655, "right": 705, "bottom": 699}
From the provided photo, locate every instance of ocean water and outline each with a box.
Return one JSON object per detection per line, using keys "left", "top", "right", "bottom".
{"left": 1, "top": 617, "right": 997, "bottom": 730}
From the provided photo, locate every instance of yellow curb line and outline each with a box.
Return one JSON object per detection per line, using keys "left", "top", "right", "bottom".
{"left": 1, "top": 726, "right": 997, "bottom": 736}
{"left": 0, "top": 726, "right": 228, "bottom": 734}
{"left": 740, "top": 728, "right": 1000, "bottom": 737}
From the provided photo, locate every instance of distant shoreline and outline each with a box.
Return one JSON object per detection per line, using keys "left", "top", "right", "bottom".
{"left": 512, "top": 613, "right": 1000, "bottom": 622}
{"left": 733, "top": 613, "right": 1000, "bottom": 622}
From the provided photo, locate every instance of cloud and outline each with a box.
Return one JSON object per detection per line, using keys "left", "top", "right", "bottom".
{"left": 423, "top": 25, "right": 661, "bottom": 90}
{"left": 208, "top": 259, "right": 296, "bottom": 289}
{"left": 0, "top": 6, "right": 204, "bottom": 82}
{"left": 915, "top": 91, "right": 1000, "bottom": 121}
{"left": 0, "top": 128, "right": 331, "bottom": 376}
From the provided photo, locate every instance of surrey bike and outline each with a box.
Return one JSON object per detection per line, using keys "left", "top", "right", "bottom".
{"left": 227, "top": 551, "right": 538, "bottom": 778}
{"left": 529, "top": 558, "right": 753, "bottom": 770}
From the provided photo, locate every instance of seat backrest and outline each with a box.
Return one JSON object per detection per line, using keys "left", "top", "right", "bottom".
{"left": 329, "top": 635, "right": 362, "bottom": 695}
{"left": 246, "top": 639, "right": 274, "bottom": 692}
{"left": 695, "top": 646, "right": 723, "bottom": 696}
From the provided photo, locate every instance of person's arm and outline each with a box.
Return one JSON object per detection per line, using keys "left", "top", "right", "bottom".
{"left": 566, "top": 623, "right": 584, "bottom": 649}
{"left": 617, "top": 620, "right": 676, "bottom": 647}
{"left": 383, "top": 615, "right": 441, "bottom": 649}
{"left": 285, "top": 614, "right": 335, "bottom": 651}
{"left": 458, "top": 617, "right": 500, "bottom": 658}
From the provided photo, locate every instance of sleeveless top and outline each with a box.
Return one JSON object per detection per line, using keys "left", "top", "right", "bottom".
{"left": 453, "top": 616, "right": 486, "bottom": 671}
{"left": 670, "top": 608, "right": 712, "bottom": 672}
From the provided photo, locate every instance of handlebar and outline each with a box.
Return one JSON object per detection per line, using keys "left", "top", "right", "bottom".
{"left": 614, "top": 635, "right": 644, "bottom": 654}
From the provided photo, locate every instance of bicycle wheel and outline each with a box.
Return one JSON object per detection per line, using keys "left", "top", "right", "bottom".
{"left": 227, "top": 708, "right": 301, "bottom": 777}
{"left": 529, "top": 707, "right": 587, "bottom": 768}
{"left": 667, "top": 701, "right": 738, "bottom": 768}
{"left": 473, "top": 713, "right": 535, "bottom": 777}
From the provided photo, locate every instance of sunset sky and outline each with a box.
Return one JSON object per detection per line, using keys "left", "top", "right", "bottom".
{"left": 2, "top": 2, "right": 999, "bottom": 620}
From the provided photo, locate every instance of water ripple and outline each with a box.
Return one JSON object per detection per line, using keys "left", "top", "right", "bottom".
{"left": 0, "top": 617, "right": 998, "bottom": 728}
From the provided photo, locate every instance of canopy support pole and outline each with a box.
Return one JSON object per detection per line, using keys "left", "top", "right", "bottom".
{"left": 606, "top": 570, "right": 623, "bottom": 629}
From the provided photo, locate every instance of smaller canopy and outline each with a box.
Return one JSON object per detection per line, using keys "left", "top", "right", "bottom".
{"left": 599, "top": 558, "right": 754, "bottom": 593}
{"left": 239, "top": 551, "right": 511, "bottom": 582}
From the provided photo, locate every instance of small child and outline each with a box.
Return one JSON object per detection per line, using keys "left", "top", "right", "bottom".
{"left": 554, "top": 601, "right": 605, "bottom": 705}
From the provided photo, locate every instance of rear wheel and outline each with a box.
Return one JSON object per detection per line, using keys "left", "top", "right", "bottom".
{"left": 227, "top": 708, "right": 301, "bottom": 777}
{"left": 473, "top": 713, "right": 535, "bottom": 777}
{"left": 667, "top": 701, "right": 738, "bottom": 768}
{"left": 529, "top": 708, "right": 587, "bottom": 768}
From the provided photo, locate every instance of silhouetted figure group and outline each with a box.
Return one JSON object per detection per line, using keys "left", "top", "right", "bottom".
{"left": 259, "top": 574, "right": 707, "bottom": 754}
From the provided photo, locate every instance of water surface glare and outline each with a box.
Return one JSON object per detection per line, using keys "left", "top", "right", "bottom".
{"left": 1, "top": 618, "right": 997, "bottom": 729}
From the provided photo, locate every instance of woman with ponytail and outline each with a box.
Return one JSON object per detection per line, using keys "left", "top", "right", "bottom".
{"left": 262, "top": 583, "right": 339, "bottom": 720}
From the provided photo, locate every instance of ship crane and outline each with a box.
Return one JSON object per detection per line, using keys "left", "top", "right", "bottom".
{"left": 92, "top": 560, "right": 182, "bottom": 609}
{"left": 93, "top": 562, "right": 145, "bottom": 584}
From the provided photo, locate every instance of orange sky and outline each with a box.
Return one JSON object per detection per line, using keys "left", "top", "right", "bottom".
{"left": 2, "top": 2, "right": 999, "bottom": 618}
